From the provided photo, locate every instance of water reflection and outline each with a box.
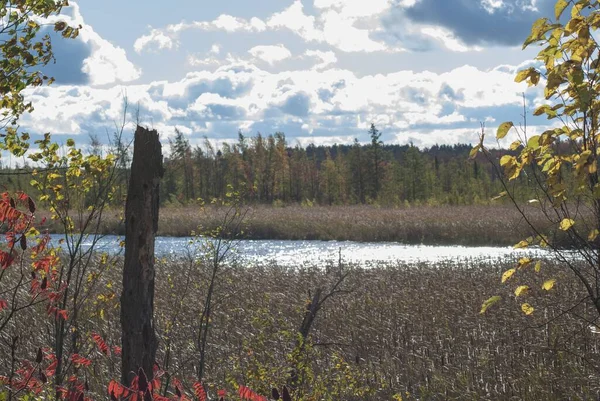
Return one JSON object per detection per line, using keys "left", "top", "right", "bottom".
{"left": 49, "top": 234, "right": 548, "bottom": 267}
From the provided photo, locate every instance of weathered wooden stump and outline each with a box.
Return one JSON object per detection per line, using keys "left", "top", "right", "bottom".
{"left": 120, "top": 125, "right": 163, "bottom": 386}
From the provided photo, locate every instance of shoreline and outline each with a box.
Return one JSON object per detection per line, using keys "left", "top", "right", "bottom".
{"left": 38, "top": 204, "right": 555, "bottom": 247}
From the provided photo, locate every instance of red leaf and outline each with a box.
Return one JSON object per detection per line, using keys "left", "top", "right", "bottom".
{"left": 192, "top": 382, "right": 206, "bottom": 401}
{"left": 108, "top": 380, "right": 125, "bottom": 398}
{"left": 0, "top": 250, "right": 14, "bottom": 269}
{"left": 71, "top": 354, "right": 92, "bottom": 367}
{"left": 0, "top": 299, "right": 7, "bottom": 312}
{"left": 46, "top": 360, "right": 57, "bottom": 377}
{"left": 92, "top": 333, "right": 110, "bottom": 356}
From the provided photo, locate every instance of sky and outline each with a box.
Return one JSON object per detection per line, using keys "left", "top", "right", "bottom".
{"left": 17, "top": 0, "right": 557, "bottom": 150}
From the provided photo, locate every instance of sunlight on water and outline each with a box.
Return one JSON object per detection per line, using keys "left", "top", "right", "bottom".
{"left": 49, "top": 234, "right": 549, "bottom": 267}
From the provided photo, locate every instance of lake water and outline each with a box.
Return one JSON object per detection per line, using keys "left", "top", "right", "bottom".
{"left": 48, "top": 234, "right": 549, "bottom": 267}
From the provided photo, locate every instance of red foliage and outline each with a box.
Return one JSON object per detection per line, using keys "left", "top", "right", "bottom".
{"left": 92, "top": 332, "right": 111, "bottom": 356}
{"left": 192, "top": 382, "right": 207, "bottom": 401}
{"left": 238, "top": 385, "right": 268, "bottom": 401}
{"left": 71, "top": 354, "right": 92, "bottom": 367}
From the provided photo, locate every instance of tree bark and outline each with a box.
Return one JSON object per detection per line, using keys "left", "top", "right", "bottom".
{"left": 121, "top": 126, "right": 163, "bottom": 386}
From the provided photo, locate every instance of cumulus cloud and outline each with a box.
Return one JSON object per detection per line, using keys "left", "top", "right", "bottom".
{"left": 304, "top": 50, "right": 337, "bottom": 70}
{"left": 39, "top": 2, "right": 140, "bottom": 86}
{"left": 21, "top": 56, "right": 547, "bottom": 149}
{"left": 134, "top": 29, "right": 177, "bottom": 53}
{"left": 249, "top": 44, "right": 292, "bottom": 65}
{"left": 134, "top": 0, "right": 391, "bottom": 54}
{"left": 387, "top": 0, "right": 555, "bottom": 47}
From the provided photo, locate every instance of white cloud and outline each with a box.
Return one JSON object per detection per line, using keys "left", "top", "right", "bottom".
{"left": 267, "top": 0, "right": 387, "bottom": 52}
{"left": 304, "top": 50, "right": 337, "bottom": 70}
{"left": 134, "top": 0, "right": 391, "bottom": 55}
{"left": 41, "top": 2, "right": 140, "bottom": 85}
{"left": 313, "top": 0, "right": 391, "bottom": 18}
{"left": 134, "top": 29, "right": 177, "bottom": 53}
{"left": 421, "top": 27, "right": 482, "bottom": 52}
{"left": 267, "top": 1, "right": 321, "bottom": 41}
{"left": 21, "top": 57, "right": 544, "bottom": 150}
{"left": 249, "top": 44, "right": 292, "bottom": 65}
{"left": 83, "top": 30, "right": 141, "bottom": 85}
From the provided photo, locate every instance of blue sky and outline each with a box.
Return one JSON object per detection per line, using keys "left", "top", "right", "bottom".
{"left": 19, "top": 0, "right": 555, "bottom": 150}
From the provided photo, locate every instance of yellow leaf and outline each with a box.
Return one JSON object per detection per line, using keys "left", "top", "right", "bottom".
{"left": 534, "top": 261, "right": 542, "bottom": 272}
{"left": 542, "top": 279, "right": 556, "bottom": 291}
{"left": 469, "top": 145, "right": 481, "bottom": 159}
{"left": 500, "top": 155, "right": 514, "bottom": 167}
{"left": 559, "top": 218, "right": 575, "bottom": 231}
{"left": 502, "top": 268, "right": 516, "bottom": 283}
{"left": 480, "top": 296, "right": 501, "bottom": 314}
{"left": 496, "top": 122, "right": 514, "bottom": 139}
{"left": 515, "top": 285, "right": 530, "bottom": 296}
{"left": 518, "top": 257, "right": 532, "bottom": 268}
{"left": 514, "top": 239, "right": 530, "bottom": 249}
{"left": 521, "top": 303, "right": 534, "bottom": 315}
{"left": 589, "top": 229, "right": 599, "bottom": 241}
{"left": 555, "top": 0, "right": 568, "bottom": 20}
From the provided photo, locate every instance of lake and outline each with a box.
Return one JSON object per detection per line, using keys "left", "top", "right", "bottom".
{"left": 48, "top": 234, "right": 549, "bottom": 267}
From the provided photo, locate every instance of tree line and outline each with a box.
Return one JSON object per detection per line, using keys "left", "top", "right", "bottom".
{"left": 162, "top": 123, "right": 503, "bottom": 207}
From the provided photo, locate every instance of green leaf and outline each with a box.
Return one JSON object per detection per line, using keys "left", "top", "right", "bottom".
{"left": 555, "top": 0, "right": 568, "bottom": 20}
{"left": 480, "top": 296, "right": 501, "bottom": 314}
{"left": 496, "top": 122, "right": 514, "bottom": 139}
{"left": 542, "top": 279, "right": 556, "bottom": 291}
{"left": 559, "top": 218, "right": 575, "bottom": 231}
{"left": 521, "top": 303, "right": 534, "bottom": 315}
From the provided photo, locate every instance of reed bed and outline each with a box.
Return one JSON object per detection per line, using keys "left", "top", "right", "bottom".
{"left": 42, "top": 204, "right": 556, "bottom": 246}
{"left": 6, "top": 254, "right": 591, "bottom": 400}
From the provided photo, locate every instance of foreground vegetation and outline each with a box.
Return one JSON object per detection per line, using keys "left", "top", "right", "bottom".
{"left": 3, "top": 254, "right": 598, "bottom": 400}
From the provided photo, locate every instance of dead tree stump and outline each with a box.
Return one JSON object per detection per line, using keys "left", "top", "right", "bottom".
{"left": 120, "top": 125, "right": 163, "bottom": 386}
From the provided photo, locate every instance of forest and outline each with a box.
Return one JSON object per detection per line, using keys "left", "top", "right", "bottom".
{"left": 3, "top": 125, "right": 503, "bottom": 208}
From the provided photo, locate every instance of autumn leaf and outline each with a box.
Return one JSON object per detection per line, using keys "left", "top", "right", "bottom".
{"left": 496, "top": 122, "right": 514, "bottom": 139}
{"left": 521, "top": 303, "right": 535, "bottom": 315}
{"left": 559, "top": 218, "right": 575, "bottom": 231}
{"left": 515, "top": 285, "right": 530, "bottom": 296}
{"left": 542, "top": 279, "right": 557, "bottom": 291}
{"left": 555, "top": 0, "right": 568, "bottom": 19}
{"left": 502, "top": 268, "right": 516, "bottom": 283}
{"left": 480, "top": 295, "right": 501, "bottom": 314}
